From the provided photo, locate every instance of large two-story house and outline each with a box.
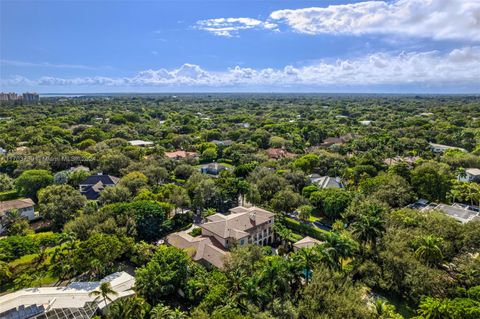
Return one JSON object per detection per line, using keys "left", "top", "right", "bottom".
{"left": 79, "top": 173, "right": 119, "bottom": 200}
{"left": 167, "top": 206, "right": 275, "bottom": 269}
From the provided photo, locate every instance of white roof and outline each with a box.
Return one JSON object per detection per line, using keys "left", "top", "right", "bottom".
{"left": 293, "top": 236, "right": 323, "bottom": 249}
{"left": 432, "top": 204, "right": 479, "bottom": 224}
{"left": 466, "top": 168, "right": 480, "bottom": 176}
{"left": 0, "top": 272, "right": 135, "bottom": 311}
{"left": 308, "top": 175, "right": 343, "bottom": 189}
{"left": 129, "top": 140, "right": 154, "bottom": 146}
{"left": 429, "top": 143, "right": 467, "bottom": 152}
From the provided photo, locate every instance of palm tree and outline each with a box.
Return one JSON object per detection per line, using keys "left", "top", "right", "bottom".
{"left": 106, "top": 297, "right": 150, "bottom": 319}
{"left": 1, "top": 209, "right": 28, "bottom": 235}
{"left": 150, "top": 303, "right": 187, "bottom": 319}
{"left": 321, "top": 232, "right": 356, "bottom": 269}
{"left": 416, "top": 297, "right": 450, "bottom": 319}
{"left": 274, "top": 224, "right": 292, "bottom": 251}
{"left": 415, "top": 235, "right": 444, "bottom": 266}
{"left": 293, "top": 247, "right": 319, "bottom": 283}
{"left": 235, "top": 275, "right": 267, "bottom": 309}
{"left": 89, "top": 282, "right": 118, "bottom": 307}
{"left": 351, "top": 214, "right": 385, "bottom": 252}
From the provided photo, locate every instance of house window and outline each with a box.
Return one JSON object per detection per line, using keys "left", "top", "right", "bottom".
{"left": 240, "top": 239, "right": 245, "bottom": 245}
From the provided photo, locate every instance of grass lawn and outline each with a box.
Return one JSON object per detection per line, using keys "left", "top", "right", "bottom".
{"left": 308, "top": 215, "right": 322, "bottom": 222}
{"left": 7, "top": 245, "right": 65, "bottom": 290}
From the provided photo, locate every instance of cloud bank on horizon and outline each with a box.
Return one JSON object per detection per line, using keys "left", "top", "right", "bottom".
{"left": 1, "top": 0, "right": 479, "bottom": 92}
{"left": 3, "top": 47, "right": 479, "bottom": 91}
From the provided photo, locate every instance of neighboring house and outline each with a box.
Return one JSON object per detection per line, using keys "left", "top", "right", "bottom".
{"left": 128, "top": 140, "right": 154, "bottom": 147}
{"left": 0, "top": 147, "right": 7, "bottom": 156}
{"left": 0, "top": 198, "right": 35, "bottom": 234}
{"left": 266, "top": 148, "right": 296, "bottom": 160}
{"left": 79, "top": 173, "right": 119, "bottom": 200}
{"left": 320, "top": 133, "right": 355, "bottom": 148}
{"left": 308, "top": 174, "right": 343, "bottom": 189}
{"left": 429, "top": 143, "right": 467, "bottom": 153}
{"left": 458, "top": 168, "right": 480, "bottom": 182}
{"left": 235, "top": 122, "right": 250, "bottom": 128}
{"left": 14, "top": 146, "right": 29, "bottom": 154}
{"left": 167, "top": 206, "right": 275, "bottom": 269}
{"left": 409, "top": 199, "right": 479, "bottom": 224}
{"left": 293, "top": 236, "right": 323, "bottom": 251}
{"left": 200, "top": 162, "right": 228, "bottom": 176}
{"left": 321, "top": 137, "right": 346, "bottom": 148}
{"left": 430, "top": 204, "right": 479, "bottom": 224}
{"left": 0, "top": 272, "right": 135, "bottom": 319}
{"left": 383, "top": 156, "right": 420, "bottom": 168}
{"left": 359, "top": 120, "right": 372, "bottom": 126}
{"left": 164, "top": 150, "right": 198, "bottom": 160}
{"left": 211, "top": 139, "right": 233, "bottom": 147}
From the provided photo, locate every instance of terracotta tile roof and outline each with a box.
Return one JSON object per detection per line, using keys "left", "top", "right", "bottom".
{"left": 165, "top": 150, "right": 198, "bottom": 159}
{"left": 0, "top": 198, "right": 34, "bottom": 214}
{"left": 265, "top": 148, "right": 296, "bottom": 159}
{"left": 201, "top": 206, "right": 274, "bottom": 239}
{"left": 166, "top": 232, "right": 228, "bottom": 269}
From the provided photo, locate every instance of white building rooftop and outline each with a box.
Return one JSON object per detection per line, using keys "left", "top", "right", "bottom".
{"left": 0, "top": 271, "right": 135, "bottom": 314}
{"left": 128, "top": 140, "right": 154, "bottom": 147}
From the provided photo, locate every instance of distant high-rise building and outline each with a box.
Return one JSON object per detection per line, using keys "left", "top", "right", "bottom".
{"left": 0, "top": 92, "right": 18, "bottom": 101}
{"left": 22, "top": 92, "right": 39, "bottom": 103}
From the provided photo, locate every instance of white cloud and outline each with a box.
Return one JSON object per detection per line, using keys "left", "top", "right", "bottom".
{"left": 195, "top": 17, "right": 278, "bottom": 37}
{"left": 194, "top": 0, "right": 480, "bottom": 42}
{"left": 2, "top": 47, "right": 479, "bottom": 90}
{"left": 270, "top": 0, "right": 480, "bottom": 41}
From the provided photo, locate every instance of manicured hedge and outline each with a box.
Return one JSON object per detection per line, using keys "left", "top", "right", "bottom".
{"left": 283, "top": 217, "right": 327, "bottom": 241}
{"left": 0, "top": 189, "right": 19, "bottom": 201}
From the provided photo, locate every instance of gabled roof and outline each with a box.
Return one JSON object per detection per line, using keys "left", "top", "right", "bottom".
{"left": 293, "top": 236, "right": 323, "bottom": 250}
{"left": 308, "top": 175, "right": 343, "bottom": 189}
{"left": 0, "top": 198, "right": 34, "bottom": 214}
{"left": 80, "top": 174, "right": 119, "bottom": 186}
{"left": 166, "top": 232, "right": 228, "bottom": 269}
{"left": 201, "top": 206, "right": 274, "bottom": 240}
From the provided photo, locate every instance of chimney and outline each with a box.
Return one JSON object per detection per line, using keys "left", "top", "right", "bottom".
{"left": 249, "top": 212, "right": 256, "bottom": 222}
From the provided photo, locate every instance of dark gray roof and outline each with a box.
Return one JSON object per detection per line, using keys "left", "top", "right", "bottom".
{"left": 80, "top": 174, "right": 119, "bottom": 186}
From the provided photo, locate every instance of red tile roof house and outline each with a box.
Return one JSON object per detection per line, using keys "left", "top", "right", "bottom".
{"left": 265, "top": 148, "right": 296, "bottom": 160}
{"left": 167, "top": 206, "right": 275, "bottom": 269}
{"left": 164, "top": 150, "right": 198, "bottom": 160}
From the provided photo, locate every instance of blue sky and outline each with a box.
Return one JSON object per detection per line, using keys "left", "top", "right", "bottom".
{"left": 1, "top": 0, "right": 479, "bottom": 93}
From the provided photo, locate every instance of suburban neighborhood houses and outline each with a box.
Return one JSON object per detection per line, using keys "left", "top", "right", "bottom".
{"left": 0, "top": 94, "right": 479, "bottom": 319}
